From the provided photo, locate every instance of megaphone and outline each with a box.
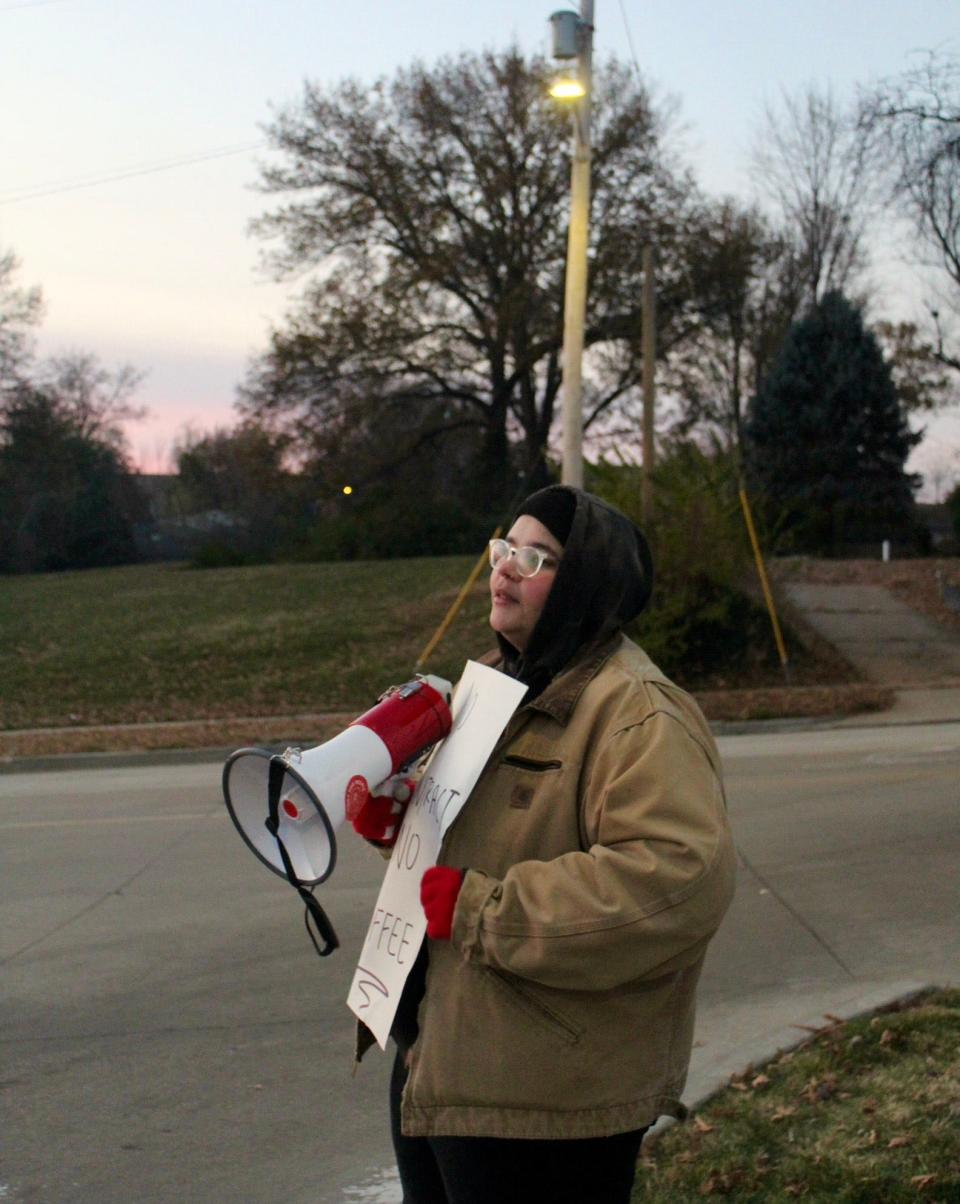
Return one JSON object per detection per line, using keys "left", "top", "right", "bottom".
{"left": 222, "top": 674, "right": 452, "bottom": 954}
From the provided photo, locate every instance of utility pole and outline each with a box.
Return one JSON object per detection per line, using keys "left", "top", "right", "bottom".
{"left": 641, "top": 244, "right": 656, "bottom": 523}
{"left": 550, "top": 3, "right": 594, "bottom": 489}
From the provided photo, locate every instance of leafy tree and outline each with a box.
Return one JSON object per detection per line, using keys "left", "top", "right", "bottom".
{"left": 176, "top": 422, "right": 290, "bottom": 515}
{"left": 0, "top": 384, "right": 144, "bottom": 572}
{"left": 173, "top": 422, "right": 299, "bottom": 564}
{"left": 243, "top": 50, "right": 704, "bottom": 509}
{"left": 872, "top": 320, "right": 956, "bottom": 413}
{"left": 746, "top": 291, "right": 921, "bottom": 555}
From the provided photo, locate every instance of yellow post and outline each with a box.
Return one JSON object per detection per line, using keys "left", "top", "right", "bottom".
{"left": 738, "top": 486, "right": 790, "bottom": 681}
{"left": 415, "top": 527, "right": 502, "bottom": 672}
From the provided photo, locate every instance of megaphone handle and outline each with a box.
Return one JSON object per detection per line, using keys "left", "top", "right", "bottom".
{"left": 266, "top": 755, "right": 340, "bottom": 957}
{"left": 301, "top": 890, "right": 340, "bottom": 958}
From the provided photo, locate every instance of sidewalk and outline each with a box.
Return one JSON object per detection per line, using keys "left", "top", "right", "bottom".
{"left": 671, "top": 578, "right": 960, "bottom": 1131}
{"left": 782, "top": 579, "right": 960, "bottom": 688}
{"left": 781, "top": 578, "right": 960, "bottom": 728}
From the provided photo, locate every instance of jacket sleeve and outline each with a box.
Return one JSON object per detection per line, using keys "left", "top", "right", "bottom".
{"left": 452, "top": 711, "right": 737, "bottom": 991}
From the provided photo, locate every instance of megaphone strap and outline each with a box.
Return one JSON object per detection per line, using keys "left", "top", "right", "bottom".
{"left": 265, "top": 754, "right": 340, "bottom": 958}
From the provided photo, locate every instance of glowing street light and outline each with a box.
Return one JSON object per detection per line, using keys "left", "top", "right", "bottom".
{"left": 548, "top": 73, "right": 587, "bottom": 100}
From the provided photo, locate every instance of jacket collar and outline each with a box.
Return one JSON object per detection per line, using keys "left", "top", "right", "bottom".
{"left": 523, "top": 633, "right": 622, "bottom": 725}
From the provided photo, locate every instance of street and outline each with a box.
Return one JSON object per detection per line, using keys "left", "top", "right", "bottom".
{"left": 2, "top": 721, "right": 959, "bottom": 1203}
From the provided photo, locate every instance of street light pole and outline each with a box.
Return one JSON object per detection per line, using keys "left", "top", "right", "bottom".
{"left": 556, "top": 2, "right": 594, "bottom": 489}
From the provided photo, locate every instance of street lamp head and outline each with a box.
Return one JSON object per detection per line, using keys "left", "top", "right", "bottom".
{"left": 549, "top": 72, "right": 587, "bottom": 100}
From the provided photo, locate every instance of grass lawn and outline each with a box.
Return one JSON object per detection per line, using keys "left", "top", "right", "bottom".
{"left": 0, "top": 557, "right": 493, "bottom": 729}
{"left": 0, "top": 556, "right": 892, "bottom": 739}
{"left": 634, "top": 988, "right": 960, "bottom": 1202}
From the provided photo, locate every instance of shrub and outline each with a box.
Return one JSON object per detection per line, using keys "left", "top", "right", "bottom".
{"left": 588, "top": 443, "right": 779, "bottom": 685}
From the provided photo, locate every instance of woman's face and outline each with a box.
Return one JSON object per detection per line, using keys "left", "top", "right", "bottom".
{"left": 488, "top": 515, "right": 562, "bottom": 652}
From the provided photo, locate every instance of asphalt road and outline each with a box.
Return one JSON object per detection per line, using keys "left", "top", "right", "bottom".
{"left": 2, "top": 720, "right": 959, "bottom": 1204}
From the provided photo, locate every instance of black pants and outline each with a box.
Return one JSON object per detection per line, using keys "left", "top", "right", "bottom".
{"left": 390, "top": 1049, "right": 647, "bottom": 1204}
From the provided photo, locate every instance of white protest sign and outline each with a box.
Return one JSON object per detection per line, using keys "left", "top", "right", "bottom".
{"left": 347, "top": 660, "right": 527, "bottom": 1048}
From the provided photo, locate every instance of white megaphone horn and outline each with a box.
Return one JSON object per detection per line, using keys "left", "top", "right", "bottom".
{"left": 222, "top": 674, "right": 453, "bottom": 955}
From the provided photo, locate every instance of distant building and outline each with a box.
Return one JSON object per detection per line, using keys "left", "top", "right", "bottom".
{"left": 133, "top": 474, "right": 242, "bottom": 560}
{"left": 916, "top": 502, "right": 958, "bottom": 554}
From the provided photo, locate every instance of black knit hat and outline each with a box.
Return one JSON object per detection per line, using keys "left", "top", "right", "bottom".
{"left": 498, "top": 485, "right": 654, "bottom": 700}
{"left": 517, "top": 485, "right": 576, "bottom": 547}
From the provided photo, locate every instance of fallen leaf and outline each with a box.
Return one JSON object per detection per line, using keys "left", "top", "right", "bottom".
{"left": 751, "top": 1073, "right": 771, "bottom": 1089}
{"left": 887, "top": 1135, "right": 911, "bottom": 1149}
{"left": 911, "top": 1174, "right": 936, "bottom": 1190}
{"left": 771, "top": 1105, "right": 797, "bottom": 1122}
{"left": 693, "top": 1115, "right": 715, "bottom": 1133}
{"left": 879, "top": 1028, "right": 896, "bottom": 1046}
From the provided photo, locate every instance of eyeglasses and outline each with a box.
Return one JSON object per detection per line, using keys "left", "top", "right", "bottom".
{"left": 488, "top": 538, "right": 560, "bottom": 578}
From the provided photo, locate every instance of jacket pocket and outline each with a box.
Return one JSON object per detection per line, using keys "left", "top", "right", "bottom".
{"left": 501, "top": 755, "right": 562, "bottom": 772}
{"left": 484, "top": 967, "right": 583, "bottom": 1046}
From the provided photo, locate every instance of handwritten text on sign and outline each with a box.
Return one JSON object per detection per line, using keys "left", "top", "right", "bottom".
{"left": 347, "top": 660, "right": 526, "bottom": 1048}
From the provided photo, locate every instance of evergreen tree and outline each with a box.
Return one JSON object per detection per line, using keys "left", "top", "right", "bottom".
{"left": 746, "top": 291, "right": 921, "bottom": 554}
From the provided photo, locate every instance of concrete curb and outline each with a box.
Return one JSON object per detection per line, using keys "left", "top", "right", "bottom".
{"left": 5, "top": 705, "right": 960, "bottom": 773}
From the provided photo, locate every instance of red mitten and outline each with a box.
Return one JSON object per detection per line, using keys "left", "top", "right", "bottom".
{"left": 420, "top": 866, "right": 464, "bottom": 941}
{"left": 349, "top": 777, "right": 415, "bottom": 847}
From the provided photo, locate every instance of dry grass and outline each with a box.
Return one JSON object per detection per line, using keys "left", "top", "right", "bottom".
{"left": 634, "top": 989, "right": 960, "bottom": 1202}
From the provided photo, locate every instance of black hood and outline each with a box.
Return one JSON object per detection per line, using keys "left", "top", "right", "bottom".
{"left": 497, "top": 486, "right": 654, "bottom": 698}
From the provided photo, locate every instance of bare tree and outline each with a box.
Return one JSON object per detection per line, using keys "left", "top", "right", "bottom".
{"left": 751, "top": 83, "right": 876, "bottom": 308}
{"left": 665, "top": 198, "right": 805, "bottom": 458}
{"left": 0, "top": 248, "right": 43, "bottom": 392}
{"left": 859, "top": 50, "right": 960, "bottom": 370}
{"left": 32, "top": 353, "right": 146, "bottom": 453}
{"left": 243, "top": 50, "right": 702, "bottom": 502}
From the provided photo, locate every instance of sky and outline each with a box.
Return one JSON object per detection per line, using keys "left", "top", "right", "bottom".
{"left": 2, "top": 0, "right": 959, "bottom": 497}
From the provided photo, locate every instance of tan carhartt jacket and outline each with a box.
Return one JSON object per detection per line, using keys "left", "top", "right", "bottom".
{"left": 396, "top": 634, "right": 737, "bottom": 1140}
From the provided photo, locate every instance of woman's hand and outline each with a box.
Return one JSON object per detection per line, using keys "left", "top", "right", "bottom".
{"left": 348, "top": 775, "right": 416, "bottom": 847}
{"left": 420, "top": 866, "right": 465, "bottom": 940}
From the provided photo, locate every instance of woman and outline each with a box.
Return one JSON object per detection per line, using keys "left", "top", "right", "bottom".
{"left": 356, "top": 485, "right": 737, "bottom": 1204}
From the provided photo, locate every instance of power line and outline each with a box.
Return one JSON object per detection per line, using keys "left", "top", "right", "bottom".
{"left": 617, "top": 0, "right": 643, "bottom": 82}
{"left": 0, "top": 141, "right": 266, "bottom": 206}
{"left": 0, "top": 0, "right": 71, "bottom": 11}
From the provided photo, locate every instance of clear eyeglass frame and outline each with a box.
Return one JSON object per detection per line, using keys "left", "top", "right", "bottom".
{"left": 488, "top": 538, "right": 559, "bottom": 578}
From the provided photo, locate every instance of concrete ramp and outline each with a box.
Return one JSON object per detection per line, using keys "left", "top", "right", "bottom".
{"left": 784, "top": 581, "right": 960, "bottom": 685}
